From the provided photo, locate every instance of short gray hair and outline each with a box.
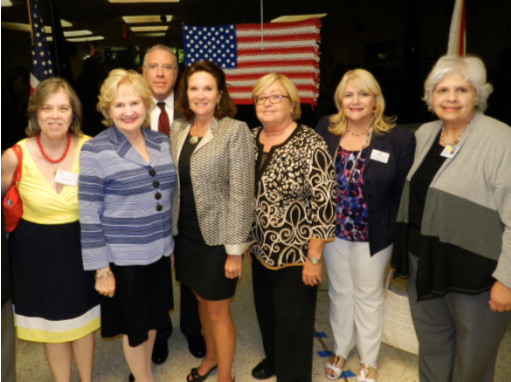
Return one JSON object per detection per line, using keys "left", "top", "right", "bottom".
{"left": 423, "top": 55, "right": 493, "bottom": 112}
{"left": 143, "top": 44, "right": 178, "bottom": 72}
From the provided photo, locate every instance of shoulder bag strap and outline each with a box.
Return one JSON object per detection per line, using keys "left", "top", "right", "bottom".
{"left": 11, "top": 144, "right": 23, "bottom": 186}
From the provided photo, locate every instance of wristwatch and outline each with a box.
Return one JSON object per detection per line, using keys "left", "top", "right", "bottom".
{"left": 307, "top": 256, "right": 321, "bottom": 265}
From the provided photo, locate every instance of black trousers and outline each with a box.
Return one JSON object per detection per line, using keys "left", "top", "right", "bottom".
{"left": 156, "top": 283, "right": 201, "bottom": 341}
{"left": 252, "top": 259, "right": 318, "bottom": 382}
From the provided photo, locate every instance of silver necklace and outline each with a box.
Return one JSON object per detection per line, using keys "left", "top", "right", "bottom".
{"left": 343, "top": 127, "right": 373, "bottom": 189}
{"left": 440, "top": 125, "right": 467, "bottom": 147}
{"left": 189, "top": 123, "right": 209, "bottom": 144}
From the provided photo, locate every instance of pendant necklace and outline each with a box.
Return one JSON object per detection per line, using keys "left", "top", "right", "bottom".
{"left": 189, "top": 122, "right": 209, "bottom": 144}
{"left": 343, "top": 127, "right": 373, "bottom": 190}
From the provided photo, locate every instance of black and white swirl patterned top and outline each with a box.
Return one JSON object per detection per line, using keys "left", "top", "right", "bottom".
{"left": 251, "top": 124, "right": 336, "bottom": 269}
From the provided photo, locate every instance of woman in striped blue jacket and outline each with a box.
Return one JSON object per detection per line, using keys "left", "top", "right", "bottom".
{"left": 79, "top": 69, "right": 177, "bottom": 382}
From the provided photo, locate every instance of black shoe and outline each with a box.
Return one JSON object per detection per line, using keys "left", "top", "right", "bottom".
{"left": 186, "top": 365, "right": 217, "bottom": 382}
{"left": 128, "top": 373, "right": 135, "bottom": 382}
{"left": 252, "top": 359, "right": 275, "bottom": 380}
{"left": 151, "top": 339, "right": 169, "bottom": 365}
{"left": 187, "top": 333, "right": 206, "bottom": 358}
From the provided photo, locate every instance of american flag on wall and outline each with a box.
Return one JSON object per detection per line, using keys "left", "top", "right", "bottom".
{"left": 182, "top": 19, "right": 321, "bottom": 106}
{"left": 28, "top": 0, "right": 54, "bottom": 94}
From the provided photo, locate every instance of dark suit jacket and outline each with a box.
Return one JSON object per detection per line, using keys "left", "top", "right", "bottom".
{"left": 315, "top": 116, "right": 416, "bottom": 255}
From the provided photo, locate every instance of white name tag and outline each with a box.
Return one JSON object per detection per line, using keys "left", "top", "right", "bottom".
{"left": 440, "top": 145, "right": 459, "bottom": 159}
{"left": 55, "top": 169, "right": 78, "bottom": 186}
{"left": 370, "top": 149, "right": 390, "bottom": 163}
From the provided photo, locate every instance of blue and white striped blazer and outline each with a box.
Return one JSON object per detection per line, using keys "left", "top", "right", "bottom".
{"left": 79, "top": 126, "right": 177, "bottom": 270}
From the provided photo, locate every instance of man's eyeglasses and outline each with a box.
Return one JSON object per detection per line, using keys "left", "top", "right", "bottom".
{"left": 145, "top": 64, "right": 176, "bottom": 72}
{"left": 254, "top": 94, "right": 290, "bottom": 105}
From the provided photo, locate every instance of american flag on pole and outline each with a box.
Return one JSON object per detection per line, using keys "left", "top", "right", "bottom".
{"left": 182, "top": 19, "right": 321, "bottom": 105}
{"left": 447, "top": 0, "right": 466, "bottom": 56}
{"left": 28, "top": 0, "right": 54, "bottom": 95}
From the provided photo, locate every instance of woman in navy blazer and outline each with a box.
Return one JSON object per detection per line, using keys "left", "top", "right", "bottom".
{"left": 316, "top": 69, "right": 415, "bottom": 382}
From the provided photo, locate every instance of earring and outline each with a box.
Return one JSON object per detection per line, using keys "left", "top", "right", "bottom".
{"left": 217, "top": 102, "right": 220, "bottom": 109}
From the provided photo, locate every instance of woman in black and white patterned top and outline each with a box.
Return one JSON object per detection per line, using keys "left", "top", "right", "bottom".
{"left": 249, "top": 73, "right": 336, "bottom": 382}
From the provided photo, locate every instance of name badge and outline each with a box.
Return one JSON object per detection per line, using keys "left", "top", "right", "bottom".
{"left": 370, "top": 149, "right": 390, "bottom": 163}
{"left": 440, "top": 145, "right": 459, "bottom": 159}
{"left": 55, "top": 169, "right": 78, "bottom": 186}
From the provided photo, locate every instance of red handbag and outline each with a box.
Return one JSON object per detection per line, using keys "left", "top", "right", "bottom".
{"left": 2, "top": 145, "right": 23, "bottom": 232}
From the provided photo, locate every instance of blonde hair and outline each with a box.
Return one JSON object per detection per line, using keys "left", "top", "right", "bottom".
{"left": 97, "top": 69, "right": 154, "bottom": 128}
{"left": 251, "top": 73, "right": 301, "bottom": 121}
{"left": 423, "top": 55, "right": 493, "bottom": 113}
{"left": 329, "top": 69, "right": 395, "bottom": 136}
{"left": 26, "top": 77, "right": 83, "bottom": 137}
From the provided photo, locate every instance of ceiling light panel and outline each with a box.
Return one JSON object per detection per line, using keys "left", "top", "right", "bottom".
{"left": 67, "top": 36, "right": 105, "bottom": 42}
{"left": 271, "top": 14, "right": 327, "bottom": 23}
{"left": 135, "top": 32, "right": 166, "bottom": 37}
{"left": 123, "top": 15, "right": 173, "bottom": 23}
{"left": 108, "top": 0, "right": 179, "bottom": 3}
{"left": 131, "top": 26, "right": 168, "bottom": 32}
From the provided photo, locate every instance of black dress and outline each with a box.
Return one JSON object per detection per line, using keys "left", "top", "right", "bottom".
{"left": 174, "top": 135, "right": 238, "bottom": 301}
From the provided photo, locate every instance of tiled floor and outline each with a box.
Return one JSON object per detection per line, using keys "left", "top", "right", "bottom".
{"left": 14, "top": 257, "right": 511, "bottom": 381}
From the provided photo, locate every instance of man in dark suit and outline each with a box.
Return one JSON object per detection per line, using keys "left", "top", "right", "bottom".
{"left": 142, "top": 44, "right": 206, "bottom": 364}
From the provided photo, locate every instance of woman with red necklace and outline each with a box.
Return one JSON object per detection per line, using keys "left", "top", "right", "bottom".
{"left": 1, "top": 78, "right": 99, "bottom": 382}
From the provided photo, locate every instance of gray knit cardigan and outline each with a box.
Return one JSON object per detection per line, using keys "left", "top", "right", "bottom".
{"left": 393, "top": 112, "right": 511, "bottom": 289}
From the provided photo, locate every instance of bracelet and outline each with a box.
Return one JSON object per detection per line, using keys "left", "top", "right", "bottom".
{"left": 95, "top": 270, "right": 113, "bottom": 279}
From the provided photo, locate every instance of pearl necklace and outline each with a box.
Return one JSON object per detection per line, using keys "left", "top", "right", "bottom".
{"left": 440, "top": 125, "right": 467, "bottom": 147}
{"left": 36, "top": 132, "right": 71, "bottom": 163}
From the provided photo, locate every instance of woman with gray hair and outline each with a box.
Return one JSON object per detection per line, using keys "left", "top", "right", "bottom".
{"left": 391, "top": 55, "right": 511, "bottom": 382}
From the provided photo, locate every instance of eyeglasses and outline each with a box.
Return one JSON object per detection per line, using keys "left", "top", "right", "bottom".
{"left": 145, "top": 64, "right": 176, "bottom": 72}
{"left": 254, "top": 94, "right": 290, "bottom": 105}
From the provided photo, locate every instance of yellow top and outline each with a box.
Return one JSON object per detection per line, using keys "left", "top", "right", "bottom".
{"left": 17, "top": 135, "right": 89, "bottom": 225}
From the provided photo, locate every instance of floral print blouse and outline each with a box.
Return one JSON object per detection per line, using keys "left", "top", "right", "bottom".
{"left": 251, "top": 124, "right": 336, "bottom": 269}
{"left": 335, "top": 146, "right": 369, "bottom": 241}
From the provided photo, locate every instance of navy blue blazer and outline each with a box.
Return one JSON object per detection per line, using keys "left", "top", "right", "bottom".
{"left": 315, "top": 116, "right": 416, "bottom": 255}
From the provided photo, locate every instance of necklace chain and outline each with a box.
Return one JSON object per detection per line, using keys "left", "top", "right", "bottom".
{"left": 189, "top": 122, "right": 210, "bottom": 144}
{"left": 440, "top": 125, "right": 467, "bottom": 147}
{"left": 36, "top": 132, "right": 72, "bottom": 163}
{"left": 343, "top": 127, "right": 373, "bottom": 189}
{"left": 346, "top": 128, "right": 367, "bottom": 137}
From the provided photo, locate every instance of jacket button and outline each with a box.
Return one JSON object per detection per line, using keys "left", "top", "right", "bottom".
{"left": 156, "top": 204, "right": 163, "bottom": 211}
{"left": 149, "top": 168, "right": 156, "bottom": 176}
{"left": 155, "top": 192, "right": 162, "bottom": 200}
{"left": 153, "top": 180, "right": 160, "bottom": 188}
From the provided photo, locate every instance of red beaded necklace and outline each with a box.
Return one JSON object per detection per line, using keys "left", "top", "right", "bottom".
{"left": 36, "top": 132, "right": 72, "bottom": 164}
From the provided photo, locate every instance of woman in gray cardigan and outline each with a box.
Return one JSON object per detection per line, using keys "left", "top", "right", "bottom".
{"left": 170, "top": 61, "right": 254, "bottom": 382}
{"left": 391, "top": 55, "right": 511, "bottom": 382}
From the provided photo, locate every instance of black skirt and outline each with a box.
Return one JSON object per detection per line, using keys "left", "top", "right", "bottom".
{"left": 8, "top": 219, "right": 100, "bottom": 343}
{"left": 174, "top": 135, "right": 237, "bottom": 301}
{"left": 100, "top": 255, "right": 173, "bottom": 347}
